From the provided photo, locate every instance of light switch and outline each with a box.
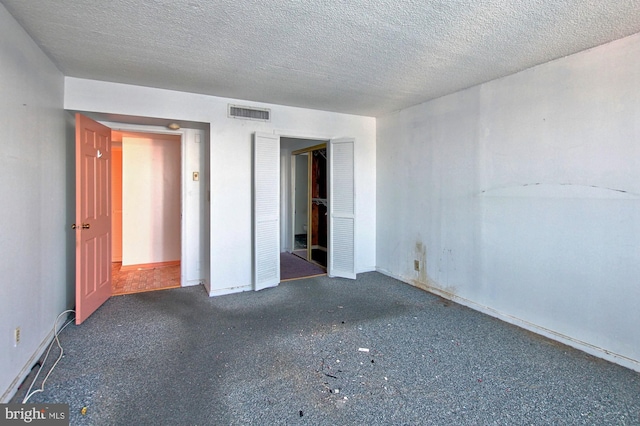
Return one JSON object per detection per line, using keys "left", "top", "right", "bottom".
{"left": 193, "top": 172, "right": 199, "bottom": 181}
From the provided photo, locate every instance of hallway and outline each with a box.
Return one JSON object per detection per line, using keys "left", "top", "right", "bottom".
{"left": 111, "top": 262, "right": 180, "bottom": 295}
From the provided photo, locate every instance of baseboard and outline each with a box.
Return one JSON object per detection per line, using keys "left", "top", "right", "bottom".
{"left": 120, "top": 260, "right": 180, "bottom": 272}
{"left": 183, "top": 279, "right": 203, "bottom": 287}
{"left": 208, "top": 284, "right": 252, "bottom": 297}
{"left": 1, "top": 330, "right": 54, "bottom": 403}
{"left": 376, "top": 267, "right": 640, "bottom": 373}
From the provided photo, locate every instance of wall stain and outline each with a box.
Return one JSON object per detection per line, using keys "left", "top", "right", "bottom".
{"left": 408, "top": 275, "right": 459, "bottom": 306}
{"left": 480, "top": 182, "right": 636, "bottom": 196}
{"left": 560, "top": 183, "right": 628, "bottom": 194}
{"left": 414, "top": 240, "right": 427, "bottom": 284}
{"left": 408, "top": 240, "right": 458, "bottom": 304}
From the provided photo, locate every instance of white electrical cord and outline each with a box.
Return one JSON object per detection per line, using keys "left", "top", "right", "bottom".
{"left": 22, "top": 309, "right": 76, "bottom": 404}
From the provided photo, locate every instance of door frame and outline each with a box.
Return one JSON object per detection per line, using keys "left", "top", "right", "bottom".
{"left": 290, "top": 151, "right": 310, "bottom": 258}
{"left": 102, "top": 122, "right": 188, "bottom": 286}
{"left": 290, "top": 143, "right": 328, "bottom": 263}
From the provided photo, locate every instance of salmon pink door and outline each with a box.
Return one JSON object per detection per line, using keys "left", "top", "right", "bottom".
{"left": 75, "top": 113, "right": 112, "bottom": 324}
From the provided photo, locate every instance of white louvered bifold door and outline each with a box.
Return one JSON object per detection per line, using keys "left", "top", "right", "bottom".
{"left": 328, "top": 138, "right": 356, "bottom": 279}
{"left": 253, "top": 132, "right": 280, "bottom": 290}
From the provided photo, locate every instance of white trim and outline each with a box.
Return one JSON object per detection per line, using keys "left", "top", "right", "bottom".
{"left": 209, "top": 284, "right": 252, "bottom": 297}
{"left": 273, "top": 129, "right": 335, "bottom": 141}
{"left": 376, "top": 267, "right": 640, "bottom": 373}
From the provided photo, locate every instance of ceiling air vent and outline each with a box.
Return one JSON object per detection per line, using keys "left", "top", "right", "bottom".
{"left": 228, "top": 104, "right": 271, "bottom": 121}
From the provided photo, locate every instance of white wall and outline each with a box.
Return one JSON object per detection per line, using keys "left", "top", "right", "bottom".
{"left": 0, "top": 5, "right": 69, "bottom": 401}
{"left": 122, "top": 135, "right": 181, "bottom": 265}
{"left": 65, "top": 78, "right": 377, "bottom": 295}
{"left": 377, "top": 33, "right": 640, "bottom": 371}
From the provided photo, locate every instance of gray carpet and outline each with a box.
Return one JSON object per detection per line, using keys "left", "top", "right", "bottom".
{"left": 12, "top": 272, "right": 640, "bottom": 425}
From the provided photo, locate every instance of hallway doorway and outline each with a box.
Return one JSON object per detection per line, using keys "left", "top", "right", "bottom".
{"left": 111, "top": 130, "right": 182, "bottom": 295}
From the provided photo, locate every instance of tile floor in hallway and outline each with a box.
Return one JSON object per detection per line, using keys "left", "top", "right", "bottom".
{"left": 111, "top": 262, "right": 181, "bottom": 295}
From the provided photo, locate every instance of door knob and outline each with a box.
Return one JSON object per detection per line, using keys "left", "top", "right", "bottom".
{"left": 71, "top": 224, "right": 77, "bottom": 230}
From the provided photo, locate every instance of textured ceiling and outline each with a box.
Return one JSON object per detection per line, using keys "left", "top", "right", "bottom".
{"left": 3, "top": 0, "right": 640, "bottom": 117}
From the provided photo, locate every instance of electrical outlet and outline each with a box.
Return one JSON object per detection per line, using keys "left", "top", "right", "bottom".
{"left": 14, "top": 327, "right": 20, "bottom": 346}
{"left": 414, "top": 260, "right": 420, "bottom": 271}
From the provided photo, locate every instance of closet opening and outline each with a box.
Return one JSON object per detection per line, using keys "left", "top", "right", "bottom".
{"left": 279, "top": 139, "right": 328, "bottom": 282}
{"left": 254, "top": 133, "right": 356, "bottom": 290}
